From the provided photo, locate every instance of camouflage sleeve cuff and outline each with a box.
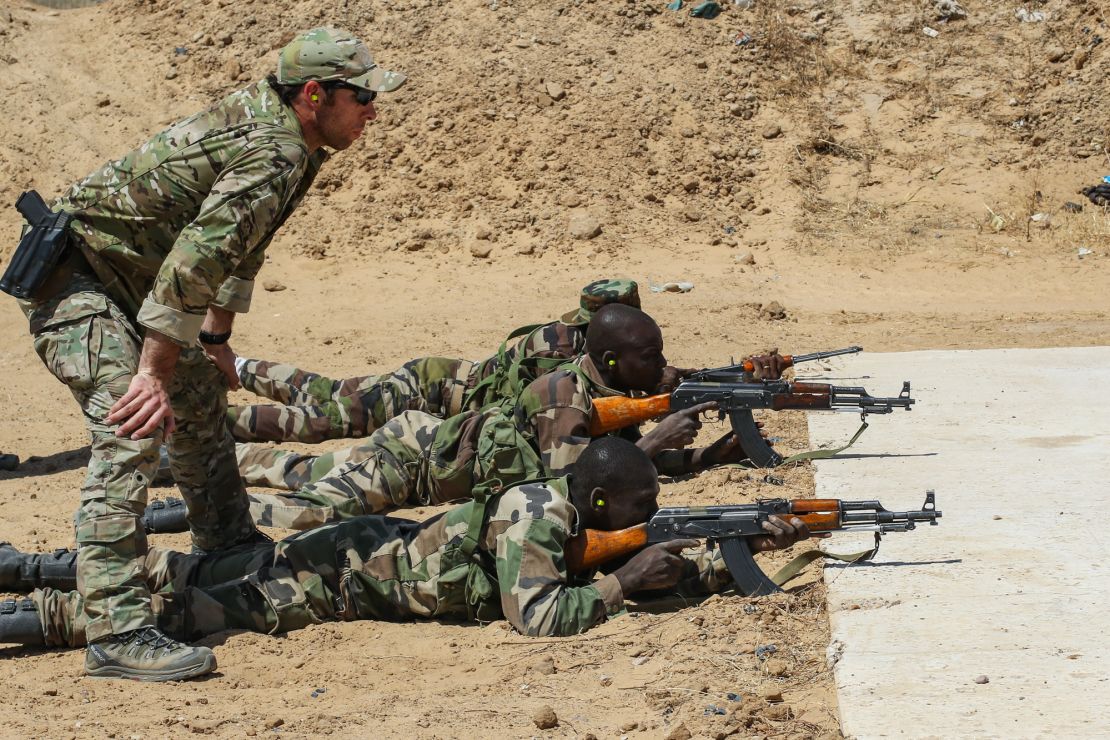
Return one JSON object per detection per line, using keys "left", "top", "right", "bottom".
{"left": 211, "top": 277, "right": 255, "bottom": 313}
{"left": 592, "top": 573, "right": 625, "bottom": 616}
{"left": 136, "top": 297, "right": 205, "bottom": 347}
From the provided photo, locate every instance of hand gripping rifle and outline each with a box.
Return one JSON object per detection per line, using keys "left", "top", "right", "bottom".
{"left": 590, "top": 377, "right": 915, "bottom": 467}
{"left": 693, "top": 345, "right": 863, "bottom": 379}
{"left": 565, "top": 492, "right": 941, "bottom": 596}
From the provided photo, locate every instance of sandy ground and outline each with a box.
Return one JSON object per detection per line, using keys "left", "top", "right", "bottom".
{"left": 0, "top": 0, "right": 1107, "bottom": 736}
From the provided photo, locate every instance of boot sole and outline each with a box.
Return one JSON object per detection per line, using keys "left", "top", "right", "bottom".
{"left": 85, "top": 652, "right": 216, "bottom": 682}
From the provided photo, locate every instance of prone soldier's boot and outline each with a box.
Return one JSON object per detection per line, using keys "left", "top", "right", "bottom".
{"left": 0, "top": 599, "right": 44, "bottom": 646}
{"left": 86, "top": 627, "right": 216, "bottom": 682}
{"left": 142, "top": 498, "right": 189, "bottom": 534}
{"left": 0, "top": 543, "right": 78, "bottom": 592}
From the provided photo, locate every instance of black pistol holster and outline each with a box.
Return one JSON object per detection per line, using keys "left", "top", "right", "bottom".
{"left": 0, "top": 190, "right": 73, "bottom": 300}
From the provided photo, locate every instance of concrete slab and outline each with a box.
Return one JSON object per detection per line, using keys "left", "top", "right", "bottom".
{"left": 804, "top": 348, "right": 1110, "bottom": 739}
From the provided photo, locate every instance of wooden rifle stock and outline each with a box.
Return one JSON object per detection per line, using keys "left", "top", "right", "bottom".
{"left": 590, "top": 394, "right": 671, "bottom": 436}
{"left": 564, "top": 523, "right": 649, "bottom": 573}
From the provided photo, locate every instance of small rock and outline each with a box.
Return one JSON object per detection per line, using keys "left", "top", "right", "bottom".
{"left": 683, "top": 178, "right": 699, "bottom": 193}
{"left": 1046, "top": 46, "right": 1067, "bottom": 63}
{"left": 568, "top": 211, "right": 602, "bottom": 239}
{"left": 599, "top": 674, "right": 613, "bottom": 686}
{"left": 735, "top": 251, "right": 755, "bottom": 265}
{"left": 764, "top": 657, "right": 789, "bottom": 676}
{"left": 225, "top": 58, "right": 243, "bottom": 79}
{"left": 1064, "top": 201, "right": 1083, "bottom": 213}
{"left": 559, "top": 193, "right": 583, "bottom": 208}
{"left": 42, "top": 688, "right": 58, "bottom": 696}
{"left": 512, "top": 37, "right": 532, "bottom": 48}
{"left": 763, "top": 703, "right": 793, "bottom": 720}
{"left": 266, "top": 719, "right": 284, "bottom": 729}
{"left": 533, "top": 657, "right": 557, "bottom": 675}
{"left": 665, "top": 724, "right": 692, "bottom": 740}
{"left": 469, "top": 243, "right": 492, "bottom": 259}
{"left": 545, "top": 80, "right": 566, "bottom": 101}
{"left": 1074, "top": 49, "right": 1090, "bottom": 70}
{"left": 218, "top": 32, "right": 233, "bottom": 46}
{"left": 761, "top": 689, "right": 783, "bottom": 702}
{"left": 974, "top": 675, "right": 989, "bottom": 684}
{"left": 474, "top": 225, "right": 492, "bottom": 240}
{"left": 262, "top": 279, "right": 286, "bottom": 292}
{"left": 96, "top": 98, "right": 111, "bottom": 108}
{"left": 601, "top": 72, "right": 616, "bottom": 83}
{"left": 165, "top": 70, "right": 179, "bottom": 80}
{"left": 632, "top": 655, "right": 651, "bottom": 666}
{"left": 621, "top": 721, "right": 640, "bottom": 731}
{"left": 759, "top": 301, "right": 787, "bottom": 321}
{"left": 761, "top": 124, "right": 783, "bottom": 139}
{"left": 532, "top": 705, "right": 559, "bottom": 730}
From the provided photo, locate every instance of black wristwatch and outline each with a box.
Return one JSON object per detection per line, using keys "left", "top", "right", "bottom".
{"left": 198, "top": 330, "right": 232, "bottom": 345}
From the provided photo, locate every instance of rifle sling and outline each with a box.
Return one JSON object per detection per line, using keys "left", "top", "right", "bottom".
{"left": 770, "top": 540, "right": 878, "bottom": 587}
{"left": 775, "top": 420, "right": 869, "bottom": 465}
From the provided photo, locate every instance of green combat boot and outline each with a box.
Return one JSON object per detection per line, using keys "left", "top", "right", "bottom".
{"left": 0, "top": 543, "right": 78, "bottom": 591}
{"left": 86, "top": 627, "right": 216, "bottom": 681}
{"left": 0, "top": 599, "right": 45, "bottom": 646}
{"left": 142, "top": 498, "right": 189, "bottom": 534}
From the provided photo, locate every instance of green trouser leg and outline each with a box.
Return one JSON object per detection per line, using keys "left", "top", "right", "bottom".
{"left": 34, "top": 542, "right": 315, "bottom": 646}
{"left": 167, "top": 347, "right": 257, "bottom": 553}
{"left": 245, "top": 411, "right": 444, "bottom": 530}
{"left": 226, "top": 357, "right": 475, "bottom": 445}
{"left": 236, "top": 443, "right": 362, "bottom": 490}
{"left": 21, "top": 274, "right": 158, "bottom": 643}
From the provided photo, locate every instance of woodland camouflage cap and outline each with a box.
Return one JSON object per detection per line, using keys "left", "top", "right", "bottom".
{"left": 560, "top": 279, "right": 642, "bottom": 325}
{"left": 277, "top": 27, "right": 406, "bottom": 93}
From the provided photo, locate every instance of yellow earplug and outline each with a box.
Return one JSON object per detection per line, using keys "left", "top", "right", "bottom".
{"left": 608, "top": 360, "right": 616, "bottom": 366}
{"left": 311, "top": 94, "right": 319, "bottom": 101}
{"left": 595, "top": 499, "right": 605, "bottom": 507}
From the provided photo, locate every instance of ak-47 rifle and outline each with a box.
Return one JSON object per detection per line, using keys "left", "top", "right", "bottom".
{"left": 565, "top": 492, "right": 941, "bottom": 596}
{"left": 591, "top": 376, "right": 914, "bottom": 468}
{"left": 693, "top": 345, "right": 863, "bottom": 379}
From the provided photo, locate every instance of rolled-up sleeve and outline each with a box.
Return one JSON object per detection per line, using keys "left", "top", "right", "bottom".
{"left": 138, "top": 146, "right": 300, "bottom": 345}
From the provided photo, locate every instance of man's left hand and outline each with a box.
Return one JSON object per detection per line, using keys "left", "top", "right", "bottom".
{"left": 203, "top": 342, "right": 240, "bottom": 390}
{"left": 747, "top": 350, "right": 789, "bottom": 380}
{"left": 691, "top": 426, "right": 769, "bottom": 469}
{"left": 748, "top": 515, "right": 828, "bottom": 553}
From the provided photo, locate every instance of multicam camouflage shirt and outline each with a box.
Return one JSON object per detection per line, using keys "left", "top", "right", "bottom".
{"left": 300, "top": 476, "right": 729, "bottom": 636}
{"left": 54, "top": 80, "right": 327, "bottom": 346}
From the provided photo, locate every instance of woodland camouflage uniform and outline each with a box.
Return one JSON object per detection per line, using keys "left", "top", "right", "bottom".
{"left": 224, "top": 278, "right": 641, "bottom": 444}
{"left": 30, "top": 478, "right": 732, "bottom": 644}
{"left": 16, "top": 78, "right": 327, "bottom": 642}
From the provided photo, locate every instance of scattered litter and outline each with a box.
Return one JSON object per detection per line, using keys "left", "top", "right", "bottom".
{"left": 998, "top": 247, "right": 1017, "bottom": 257}
{"left": 1103, "top": 175, "right": 1110, "bottom": 184}
{"left": 1029, "top": 212, "right": 1049, "bottom": 222}
{"left": 989, "top": 213, "right": 1006, "bottom": 232}
{"left": 726, "top": 692, "right": 742, "bottom": 702}
{"left": 922, "top": 26, "right": 940, "bottom": 38}
{"left": 723, "top": 225, "right": 736, "bottom": 234}
{"left": 734, "top": 32, "right": 753, "bottom": 46}
{"left": 703, "top": 705, "right": 727, "bottom": 716}
{"left": 1014, "top": 8, "right": 1045, "bottom": 23}
{"left": 666, "top": 0, "right": 682, "bottom": 10}
{"left": 762, "top": 474, "right": 784, "bottom": 486}
{"left": 173, "top": 46, "right": 188, "bottom": 56}
{"left": 732, "top": 0, "right": 753, "bottom": 7}
{"left": 1078, "top": 247, "right": 1093, "bottom": 258}
{"left": 1063, "top": 201, "right": 1083, "bottom": 213}
{"left": 743, "top": 603, "right": 760, "bottom": 614}
{"left": 649, "top": 281, "right": 695, "bottom": 293}
{"left": 689, "top": 1, "right": 721, "bottom": 19}
{"left": 0, "top": 454, "right": 18, "bottom": 471}
{"left": 973, "top": 675, "right": 990, "bottom": 684}
{"left": 934, "top": 0, "right": 966, "bottom": 20}
{"left": 755, "top": 644, "right": 778, "bottom": 660}
{"left": 310, "top": 687, "right": 326, "bottom": 698}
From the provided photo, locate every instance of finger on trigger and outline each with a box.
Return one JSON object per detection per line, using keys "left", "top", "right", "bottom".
{"left": 663, "top": 538, "right": 699, "bottom": 552}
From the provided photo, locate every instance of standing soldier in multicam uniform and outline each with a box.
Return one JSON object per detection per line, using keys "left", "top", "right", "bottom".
{"left": 170, "top": 304, "right": 783, "bottom": 532}
{"left": 7, "top": 28, "right": 405, "bottom": 681}
{"left": 0, "top": 438, "right": 813, "bottom": 644}
{"left": 224, "top": 279, "right": 642, "bottom": 444}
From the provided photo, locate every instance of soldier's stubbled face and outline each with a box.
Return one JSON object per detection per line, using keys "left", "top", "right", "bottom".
{"left": 317, "top": 87, "right": 377, "bottom": 151}
{"left": 612, "top": 322, "right": 667, "bottom": 394}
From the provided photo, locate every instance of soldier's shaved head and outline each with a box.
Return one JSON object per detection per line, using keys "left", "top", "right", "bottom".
{"left": 585, "top": 304, "right": 658, "bottom": 358}
{"left": 570, "top": 437, "right": 657, "bottom": 496}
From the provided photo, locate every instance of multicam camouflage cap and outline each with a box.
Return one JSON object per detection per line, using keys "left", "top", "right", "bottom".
{"left": 560, "top": 279, "right": 642, "bottom": 325}
{"left": 276, "top": 27, "right": 406, "bottom": 93}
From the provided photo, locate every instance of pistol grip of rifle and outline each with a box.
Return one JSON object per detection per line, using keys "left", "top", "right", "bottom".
{"left": 728, "top": 409, "right": 784, "bottom": 468}
{"left": 719, "top": 538, "right": 782, "bottom": 597}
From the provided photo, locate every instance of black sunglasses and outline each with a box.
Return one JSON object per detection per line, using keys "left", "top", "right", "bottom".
{"left": 325, "top": 82, "right": 377, "bottom": 106}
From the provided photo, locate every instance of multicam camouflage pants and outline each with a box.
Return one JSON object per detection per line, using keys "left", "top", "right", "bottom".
{"left": 238, "top": 410, "right": 460, "bottom": 530}
{"left": 225, "top": 356, "right": 477, "bottom": 443}
{"left": 33, "top": 514, "right": 466, "bottom": 647}
{"left": 20, "top": 271, "right": 256, "bottom": 642}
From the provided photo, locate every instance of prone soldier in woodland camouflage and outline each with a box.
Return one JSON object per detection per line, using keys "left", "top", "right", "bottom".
{"left": 224, "top": 279, "right": 642, "bottom": 444}
{"left": 6, "top": 28, "right": 404, "bottom": 681}
{"left": 0, "top": 438, "right": 812, "bottom": 644}
{"left": 186, "top": 304, "right": 776, "bottom": 532}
